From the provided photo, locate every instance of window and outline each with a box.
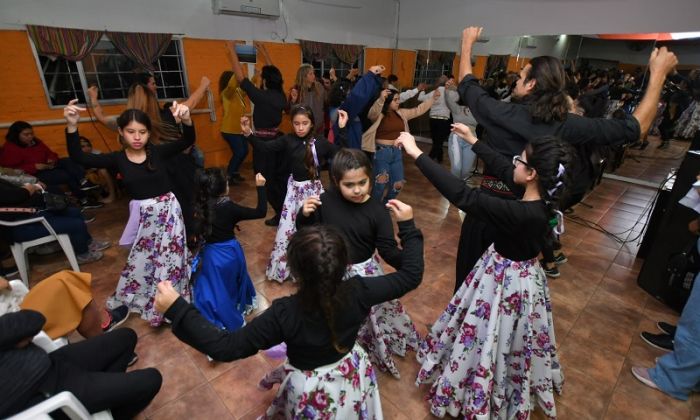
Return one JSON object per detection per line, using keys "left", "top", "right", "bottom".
{"left": 413, "top": 59, "right": 453, "bottom": 86}
{"left": 32, "top": 37, "right": 189, "bottom": 108}
{"left": 303, "top": 51, "right": 363, "bottom": 81}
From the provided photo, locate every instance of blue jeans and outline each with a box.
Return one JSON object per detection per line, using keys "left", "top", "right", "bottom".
{"left": 372, "top": 145, "right": 404, "bottom": 203}
{"left": 649, "top": 238, "right": 700, "bottom": 400}
{"left": 447, "top": 132, "right": 476, "bottom": 180}
{"left": 221, "top": 132, "right": 248, "bottom": 176}
{"left": 9, "top": 207, "right": 92, "bottom": 254}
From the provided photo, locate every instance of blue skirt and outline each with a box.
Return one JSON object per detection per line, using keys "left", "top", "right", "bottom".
{"left": 193, "top": 238, "right": 257, "bottom": 330}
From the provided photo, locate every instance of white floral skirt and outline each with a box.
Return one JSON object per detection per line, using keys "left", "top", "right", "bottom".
{"left": 107, "top": 192, "right": 191, "bottom": 326}
{"left": 416, "top": 244, "right": 563, "bottom": 419}
{"left": 348, "top": 255, "right": 420, "bottom": 379}
{"left": 266, "top": 176, "right": 324, "bottom": 282}
{"left": 259, "top": 344, "right": 383, "bottom": 420}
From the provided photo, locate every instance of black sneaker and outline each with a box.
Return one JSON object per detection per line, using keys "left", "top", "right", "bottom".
{"left": 83, "top": 215, "right": 96, "bottom": 224}
{"left": 80, "top": 198, "right": 103, "bottom": 210}
{"left": 640, "top": 332, "right": 674, "bottom": 351}
{"left": 230, "top": 173, "right": 245, "bottom": 183}
{"left": 657, "top": 322, "right": 677, "bottom": 337}
{"left": 102, "top": 305, "right": 129, "bottom": 332}
{"left": 543, "top": 265, "right": 560, "bottom": 278}
{"left": 80, "top": 179, "right": 100, "bottom": 191}
{"left": 265, "top": 216, "right": 280, "bottom": 227}
{"left": 0, "top": 265, "right": 19, "bottom": 277}
{"left": 128, "top": 352, "right": 139, "bottom": 367}
{"left": 553, "top": 253, "right": 568, "bottom": 265}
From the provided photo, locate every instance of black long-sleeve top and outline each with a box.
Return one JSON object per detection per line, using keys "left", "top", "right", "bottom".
{"left": 207, "top": 187, "right": 267, "bottom": 243}
{"left": 0, "top": 179, "right": 45, "bottom": 221}
{"left": 165, "top": 220, "right": 423, "bottom": 370}
{"left": 66, "top": 124, "right": 196, "bottom": 199}
{"left": 296, "top": 189, "right": 402, "bottom": 268}
{"left": 458, "top": 74, "right": 641, "bottom": 178}
{"left": 246, "top": 130, "right": 343, "bottom": 181}
{"left": 415, "top": 152, "right": 547, "bottom": 261}
{"left": 240, "top": 79, "right": 287, "bottom": 129}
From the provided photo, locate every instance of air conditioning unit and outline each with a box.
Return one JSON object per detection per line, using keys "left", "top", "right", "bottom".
{"left": 213, "top": 0, "right": 280, "bottom": 19}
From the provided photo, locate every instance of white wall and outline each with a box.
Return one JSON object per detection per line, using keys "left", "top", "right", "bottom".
{"left": 0, "top": 0, "right": 398, "bottom": 46}
{"left": 398, "top": 0, "right": 700, "bottom": 38}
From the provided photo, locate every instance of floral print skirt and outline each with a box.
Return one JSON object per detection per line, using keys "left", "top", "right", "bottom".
{"left": 348, "top": 255, "right": 420, "bottom": 379}
{"left": 416, "top": 244, "right": 563, "bottom": 419}
{"left": 675, "top": 100, "right": 700, "bottom": 140}
{"left": 260, "top": 344, "right": 383, "bottom": 420}
{"left": 107, "top": 192, "right": 191, "bottom": 326}
{"left": 266, "top": 176, "right": 324, "bottom": 282}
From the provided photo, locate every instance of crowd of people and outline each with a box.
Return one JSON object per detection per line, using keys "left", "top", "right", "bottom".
{"left": 0, "top": 24, "right": 693, "bottom": 420}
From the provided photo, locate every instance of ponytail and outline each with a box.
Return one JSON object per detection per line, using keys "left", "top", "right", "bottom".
{"left": 525, "top": 136, "right": 573, "bottom": 223}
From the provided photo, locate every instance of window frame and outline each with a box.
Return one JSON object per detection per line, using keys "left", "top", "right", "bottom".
{"left": 301, "top": 49, "right": 365, "bottom": 81}
{"left": 28, "top": 33, "right": 190, "bottom": 109}
{"left": 413, "top": 58, "right": 453, "bottom": 86}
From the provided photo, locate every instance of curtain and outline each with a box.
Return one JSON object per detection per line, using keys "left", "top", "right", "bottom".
{"left": 485, "top": 55, "right": 510, "bottom": 78}
{"left": 107, "top": 31, "right": 172, "bottom": 72}
{"left": 299, "top": 39, "right": 363, "bottom": 65}
{"left": 27, "top": 25, "right": 103, "bottom": 61}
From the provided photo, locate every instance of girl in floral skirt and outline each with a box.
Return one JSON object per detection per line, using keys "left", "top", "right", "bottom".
{"left": 65, "top": 100, "right": 194, "bottom": 326}
{"left": 397, "top": 126, "right": 569, "bottom": 419}
{"left": 296, "top": 148, "right": 420, "bottom": 378}
{"left": 155, "top": 199, "right": 424, "bottom": 419}
{"left": 241, "top": 106, "right": 346, "bottom": 282}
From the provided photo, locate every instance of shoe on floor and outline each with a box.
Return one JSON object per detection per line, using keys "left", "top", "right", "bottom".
{"left": 541, "top": 264, "right": 560, "bottom": 278}
{"left": 102, "top": 305, "right": 129, "bottom": 332}
{"left": 83, "top": 215, "right": 96, "bottom": 224}
{"left": 89, "top": 239, "right": 111, "bottom": 252}
{"left": 80, "top": 179, "right": 100, "bottom": 191}
{"left": 264, "top": 216, "right": 280, "bottom": 227}
{"left": 128, "top": 353, "right": 139, "bottom": 367}
{"left": 657, "top": 321, "right": 677, "bottom": 336}
{"left": 640, "top": 332, "right": 674, "bottom": 351}
{"left": 76, "top": 250, "right": 103, "bottom": 264}
{"left": 34, "top": 242, "right": 61, "bottom": 256}
{"left": 80, "top": 197, "right": 104, "bottom": 210}
{"left": 631, "top": 366, "right": 659, "bottom": 390}
{"left": 0, "top": 265, "right": 19, "bottom": 277}
{"left": 230, "top": 173, "right": 245, "bottom": 183}
{"left": 553, "top": 253, "right": 568, "bottom": 265}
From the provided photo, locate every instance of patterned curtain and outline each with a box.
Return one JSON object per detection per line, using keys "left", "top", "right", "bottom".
{"left": 416, "top": 50, "right": 455, "bottom": 66}
{"left": 299, "top": 39, "right": 334, "bottom": 62}
{"left": 26, "top": 24, "right": 104, "bottom": 61}
{"left": 299, "top": 39, "right": 363, "bottom": 65}
{"left": 107, "top": 31, "right": 172, "bottom": 72}
{"left": 334, "top": 44, "right": 363, "bottom": 65}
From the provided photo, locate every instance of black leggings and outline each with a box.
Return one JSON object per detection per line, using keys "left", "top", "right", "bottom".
{"left": 36, "top": 158, "right": 86, "bottom": 199}
{"left": 37, "top": 328, "right": 162, "bottom": 420}
{"left": 252, "top": 146, "right": 287, "bottom": 218}
{"left": 429, "top": 118, "right": 452, "bottom": 163}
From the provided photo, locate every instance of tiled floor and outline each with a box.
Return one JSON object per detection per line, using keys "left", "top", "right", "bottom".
{"left": 19, "top": 137, "right": 700, "bottom": 419}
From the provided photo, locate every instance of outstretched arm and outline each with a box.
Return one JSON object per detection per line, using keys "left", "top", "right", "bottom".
{"left": 86, "top": 86, "right": 118, "bottom": 131}
{"left": 632, "top": 47, "right": 678, "bottom": 136}
{"left": 459, "top": 27, "right": 482, "bottom": 81}
{"left": 225, "top": 41, "right": 247, "bottom": 83}
{"left": 181, "top": 76, "right": 211, "bottom": 110}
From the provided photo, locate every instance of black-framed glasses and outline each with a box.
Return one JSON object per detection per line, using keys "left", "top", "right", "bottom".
{"left": 512, "top": 155, "right": 531, "bottom": 167}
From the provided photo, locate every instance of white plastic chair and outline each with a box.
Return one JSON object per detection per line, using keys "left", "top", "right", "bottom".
{"left": 7, "top": 391, "right": 113, "bottom": 420}
{"left": 0, "top": 217, "right": 80, "bottom": 287}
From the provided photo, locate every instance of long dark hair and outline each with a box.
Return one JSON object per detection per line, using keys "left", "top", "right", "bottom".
{"left": 5, "top": 121, "right": 33, "bottom": 147}
{"left": 117, "top": 109, "right": 156, "bottom": 171}
{"left": 525, "top": 56, "right": 569, "bottom": 123}
{"left": 261, "top": 65, "right": 284, "bottom": 94}
{"left": 191, "top": 168, "right": 228, "bottom": 251}
{"left": 331, "top": 148, "right": 373, "bottom": 190}
{"left": 218, "top": 71, "right": 234, "bottom": 94}
{"left": 524, "top": 135, "right": 572, "bottom": 220}
{"left": 288, "top": 225, "right": 348, "bottom": 353}
{"left": 381, "top": 89, "right": 399, "bottom": 115}
{"left": 290, "top": 105, "right": 318, "bottom": 181}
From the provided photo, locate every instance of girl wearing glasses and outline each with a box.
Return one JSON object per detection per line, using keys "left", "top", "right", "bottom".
{"left": 241, "top": 106, "right": 347, "bottom": 283}
{"left": 396, "top": 125, "right": 570, "bottom": 419}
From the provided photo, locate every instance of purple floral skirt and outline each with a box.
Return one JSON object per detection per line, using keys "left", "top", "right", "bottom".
{"left": 107, "top": 192, "right": 191, "bottom": 326}
{"left": 266, "top": 176, "right": 324, "bottom": 282}
{"left": 348, "top": 255, "right": 420, "bottom": 379}
{"left": 260, "top": 344, "right": 383, "bottom": 420}
{"left": 416, "top": 244, "right": 563, "bottom": 419}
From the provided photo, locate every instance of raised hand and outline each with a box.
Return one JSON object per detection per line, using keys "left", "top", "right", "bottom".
{"left": 170, "top": 101, "right": 192, "bottom": 125}
{"left": 386, "top": 199, "right": 413, "bottom": 222}
{"left": 255, "top": 173, "right": 266, "bottom": 186}
{"left": 240, "top": 116, "right": 252, "bottom": 136}
{"left": 416, "top": 82, "right": 428, "bottom": 92}
{"left": 329, "top": 67, "right": 337, "bottom": 82}
{"left": 462, "top": 26, "right": 484, "bottom": 46}
{"left": 64, "top": 99, "right": 86, "bottom": 128}
{"left": 301, "top": 196, "right": 322, "bottom": 217}
{"left": 380, "top": 89, "right": 391, "bottom": 99}
{"left": 289, "top": 87, "right": 299, "bottom": 103}
{"left": 648, "top": 47, "right": 678, "bottom": 77}
{"left": 395, "top": 131, "right": 422, "bottom": 159}
{"left": 200, "top": 76, "right": 211, "bottom": 89}
{"left": 337, "top": 109, "right": 349, "bottom": 129}
{"left": 451, "top": 123, "right": 478, "bottom": 144}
